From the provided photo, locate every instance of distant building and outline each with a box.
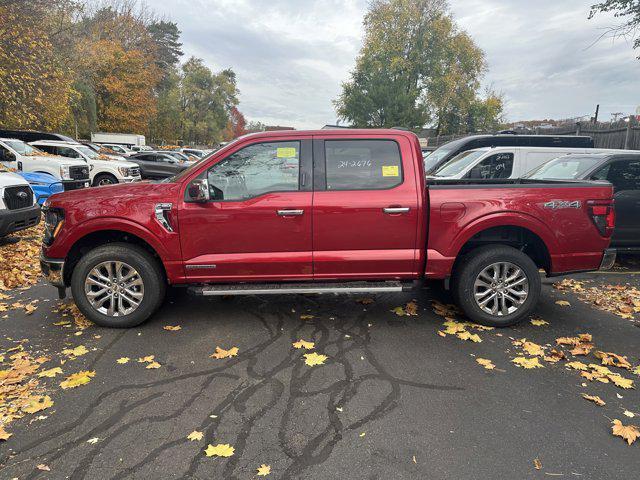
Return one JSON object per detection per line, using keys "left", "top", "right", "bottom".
{"left": 264, "top": 126, "right": 295, "bottom": 131}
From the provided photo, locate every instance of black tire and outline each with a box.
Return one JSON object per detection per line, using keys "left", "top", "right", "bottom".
{"left": 451, "top": 245, "right": 541, "bottom": 327}
{"left": 93, "top": 173, "right": 118, "bottom": 187}
{"left": 70, "top": 243, "right": 166, "bottom": 328}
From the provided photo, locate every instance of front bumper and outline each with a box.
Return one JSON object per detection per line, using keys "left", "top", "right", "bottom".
{"left": 122, "top": 176, "right": 142, "bottom": 183}
{"left": 0, "top": 204, "right": 40, "bottom": 237}
{"left": 62, "top": 180, "right": 90, "bottom": 191}
{"left": 40, "top": 254, "right": 65, "bottom": 288}
{"left": 599, "top": 248, "right": 617, "bottom": 271}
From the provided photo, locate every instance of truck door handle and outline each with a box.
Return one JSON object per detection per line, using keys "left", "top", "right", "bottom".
{"left": 383, "top": 207, "right": 410, "bottom": 214}
{"left": 277, "top": 209, "right": 304, "bottom": 216}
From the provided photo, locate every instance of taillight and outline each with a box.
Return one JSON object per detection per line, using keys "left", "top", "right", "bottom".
{"left": 587, "top": 200, "right": 615, "bottom": 237}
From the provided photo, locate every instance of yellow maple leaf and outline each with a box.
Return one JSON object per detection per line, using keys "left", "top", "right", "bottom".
{"left": 187, "top": 431, "right": 203, "bottom": 441}
{"left": 146, "top": 361, "right": 161, "bottom": 369}
{"left": 304, "top": 352, "right": 328, "bottom": 366}
{"left": 204, "top": 443, "right": 235, "bottom": 457}
{"left": 62, "top": 345, "right": 89, "bottom": 357}
{"left": 38, "top": 367, "right": 63, "bottom": 378}
{"left": 163, "top": 325, "right": 181, "bottom": 331}
{"left": 300, "top": 314, "right": 314, "bottom": 320}
{"left": 457, "top": 331, "right": 481, "bottom": 342}
{"left": 138, "top": 355, "right": 155, "bottom": 363}
{"left": 0, "top": 427, "right": 12, "bottom": 441}
{"left": 566, "top": 361, "right": 588, "bottom": 371}
{"left": 292, "top": 339, "right": 315, "bottom": 350}
{"left": 612, "top": 419, "right": 640, "bottom": 445}
{"left": 608, "top": 374, "right": 635, "bottom": 390}
{"left": 476, "top": 358, "right": 495, "bottom": 370}
{"left": 522, "top": 341, "right": 544, "bottom": 356}
{"left": 555, "top": 300, "right": 571, "bottom": 307}
{"left": 512, "top": 357, "right": 544, "bottom": 369}
{"left": 116, "top": 357, "right": 129, "bottom": 364}
{"left": 595, "top": 351, "right": 632, "bottom": 370}
{"left": 21, "top": 395, "right": 53, "bottom": 413}
{"left": 581, "top": 393, "right": 605, "bottom": 406}
{"left": 60, "top": 370, "right": 95, "bottom": 389}
{"left": 257, "top": 464, "right": 271, "bottom": 476}
{"left": 530, "top": 318, "right": 549, "bottom": 326}
{"left": 210, "top": 346, "right": 239, "bottom": 359}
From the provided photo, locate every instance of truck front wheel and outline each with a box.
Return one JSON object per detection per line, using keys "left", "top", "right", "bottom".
{"left": 70, "top": 243, "right": 166, "bottom": 328}
{"left": 93, "top": 173, "right": 118, "bottom": 187}
{"left": 451, "top": 245, "right": 541, "bottom": 327}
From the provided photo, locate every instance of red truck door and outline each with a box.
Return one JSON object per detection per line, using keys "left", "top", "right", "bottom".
{"left": 178, "top": 137, "right": 314, "bottom": 281}
{"left": 312, "top": 135, "right": 420, "bottom": 279}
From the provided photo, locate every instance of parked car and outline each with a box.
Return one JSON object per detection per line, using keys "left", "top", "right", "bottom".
{"left": 0, "top": 171, "right": 40, "bottom": 238}
{"left": 130, "top": 145, "right": 153, "bottom": 153}
{"left": 96, "top": 143, "right": 134, "bottom": 156}
{"left": 525, "top": 152, "right": 640, "bottom": 252}
{"left": 18, "top": 171, "right": 64, "bottom": 205}
{"left": 31, "top": 140, "right": 141, "bottom": 186}
{"left": 179, "top": 148, "right": 207, "bottom": 158}
{"left": 0, "top": 138, "right": 89, "bottom": 191}
{"left": 424, "top": 134, "right": 595, "bottom": 175}
{"left": 127, "top": 152, "right": 190, "bottom": 179}
{"left": 0, "top": 129, "right": 75, "bottom": 143}
{"left": 40, "top": 129, "right": 616, "bottom": 329}
{"left": 431, "top": 146, "right": 615, "bottom": 180}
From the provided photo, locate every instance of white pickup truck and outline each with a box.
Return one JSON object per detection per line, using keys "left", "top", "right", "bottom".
{"left": 31, "top": 140, "right": 141, "bottom": 186}
{"left": 0, "top": 171, "right": 40, "bottom": 238}
{"left": 0, "top": 138, "right": 90, "bottom": 191}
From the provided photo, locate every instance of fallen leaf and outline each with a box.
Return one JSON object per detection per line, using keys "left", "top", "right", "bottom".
{"left": 87, "top": 437, "right": 99, "bottom": 444}
{"left": 204, "top": 443, "right": 235, "bottom": 457}
{"left": 300, "top": 314, "right": 314, "bottom": 320}
{"left": 566, "top": 361, "right": 588, "bottom": 371}
{"left": 581, "top": 394, "right": 605, "bottom": 406}
{"left": 512, "top": 357, "right": 544, "bottom": 369}
{"left": 21, "top": 395, "right": 53, "bottom": 414}
{"left": 0, "top": 427, "right": 11, "bottom": 441}
{"left": 62, "top": 345, "right": 89, "bottom": 358}
{"left": 36, "top": 464, "right": 50, "bottom": 471}
{"left": 521, "top": 341, "right": 544, "bottom": 357}
{"left": 612, "top": 419, "right": 640, "bottom": 445}
{"left": 116, "top": 357, "right": 130, "bottom": 364}
{"left": 356, "top": 297, "right": 374, "bottom": 305}
{"left": 257, "top": 464, "right": 271, "bottom": 476}
{"left": 187, "top": 431, "right": 204, "bottom": 441}
{"left": 476, "top": 358, "right": 495, "bottom": 370}
{"left": 163, "top": 325, "right": 181, "bottom": 331}
{"left": 544, "top": 349, "right": 566, "bottom": 363}
{"left": 146, "top": 361, "right": 161, "bottom": 369}
{"left": 534, "top": 458, "right": 542, "bottom": 470}
{"left": 38, "top": 367, "right": 63, "bottom": 378}
{"left": 138, "top": 355, "right": 155, "bottom": 363}
{"left": 303, "top": 352, "right": 328, "bottom": 366}
{"left": 595, "top": 351, "right": 632, "bottom": 370}
{"left": 530, "top": 319, "right": 549, "bottom": 326}
{"left": 624, "top": 410, "right": 635, "bottom": 418}
{"left": 210, "top": 346, "right": 239, "bottom": 359}
{"left": 60, "top": 370, "right": 95, "bottom": 389}
{"left": 608, "top": 374, "right": 634, "bottom": 390}
{"left": 456, "top": 331, "right": 481, "bottom": 343}
{"left": 359, "top": 432, "right": 366, "bottom": 437}
{"left": 555, "top": 300, "right": 571, "bottom": 307}
{"left": 292, "top": 339, "right": 315, "bottom": 350}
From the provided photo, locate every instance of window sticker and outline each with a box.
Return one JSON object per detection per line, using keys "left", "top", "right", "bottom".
{"left": 277, "top": 147, "right": 297, "bottom": 158}
{"left": 382, "top": 165, "right": 399, "bottom": 177}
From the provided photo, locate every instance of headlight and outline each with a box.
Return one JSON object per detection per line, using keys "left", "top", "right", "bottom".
{"left": 59, "top": 164, "right": 71, "bottom": 180}
{"left": 43, "top": 207, "right": 65, "bottom": 246}
{"left": 118, "top": 166, "right": 131, "bottom": 177}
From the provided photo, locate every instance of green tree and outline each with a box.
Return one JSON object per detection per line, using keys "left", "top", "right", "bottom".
{"left": 589, "top": 1, "right": 640, "bottom": 55}
{"left": 335, "top": 0, "right": 501, "bottom": 135}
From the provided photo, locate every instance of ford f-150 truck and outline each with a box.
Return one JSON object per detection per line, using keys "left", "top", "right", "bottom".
{"left": 39, "top": 129, "right": 617, "bottom": 328}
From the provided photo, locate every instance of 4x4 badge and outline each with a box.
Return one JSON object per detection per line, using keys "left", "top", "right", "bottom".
{"left": 543, "top": 200, "right": 581, "bottom": 210}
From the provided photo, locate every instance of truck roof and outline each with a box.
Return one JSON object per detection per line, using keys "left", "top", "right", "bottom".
{"left": 240, "top": 128, "right": 416, "bottom": 138}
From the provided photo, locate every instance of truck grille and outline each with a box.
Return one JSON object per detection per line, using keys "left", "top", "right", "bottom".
{"left": 4, "top": 186, "right": 33, "bottom": 210}
{"left": 63, "top": 182, "right": 86, "bottom": 192}
{"left": 69, "top": 165, "right": 89, "bottom": 180}
{"left": 130, "top": 167, "right": 140, "bottom": 177}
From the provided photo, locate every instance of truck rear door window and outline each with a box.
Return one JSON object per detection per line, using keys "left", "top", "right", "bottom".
{"left": 324, "top": 140, "right": 402, "bottom": 190}
{"left": 207, "top": 141, "right": 300, "bottom": 201}
{"left": 468, "top": 153, "right": 514, "bottom": 179}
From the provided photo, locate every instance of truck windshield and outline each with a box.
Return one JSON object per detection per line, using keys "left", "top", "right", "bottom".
{"left": 77, "top": 145, "right": 100, "bottom": 159}
{"left": 434, "top": 150, "right": 486, "bottom": 177}
{"left": 423, "top": 138, "right": 466, "bottom": 173}
{"left": 525, "top": 156, "right": 602, "bottom": 179}
{"left": 4, "top": 140, "right": 42, "bottom": 156}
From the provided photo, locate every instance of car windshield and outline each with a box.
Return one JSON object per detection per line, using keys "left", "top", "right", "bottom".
{"left": 434, "top": 150, "right": 487, "bottom": 177}
{"left": 423, "top": 138, "right": 466, "bottom": 172}
{"left": 524, "top": 155, "right": 603, "bottom": 179}
{"left": 77, "top": 145, "right": 100, "bottom": 159}
{"left": 5, "top": 140, "right": 42, "bottom": 156}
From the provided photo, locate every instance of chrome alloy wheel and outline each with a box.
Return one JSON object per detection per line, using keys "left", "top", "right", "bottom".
{"left": 473, "top": 262, "right": 529, "bottom": 316}
{"left": 84, "top": 261, "right": 144, "bottom": 316}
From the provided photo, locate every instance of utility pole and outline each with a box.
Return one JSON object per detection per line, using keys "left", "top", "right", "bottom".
{"left": 624, "top": 117, "right": 633, "bottom": 150}
{"left": 593, "top": 104, "right": 599, "bottom": 123}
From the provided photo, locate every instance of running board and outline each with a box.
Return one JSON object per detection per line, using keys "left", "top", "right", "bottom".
{"left": 189, "top": 281, "right": 413, "bottom": 296}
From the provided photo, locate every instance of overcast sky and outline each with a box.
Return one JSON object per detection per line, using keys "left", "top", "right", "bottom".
{"left": 146, "top": 0, "right": 640, "bottom": 128}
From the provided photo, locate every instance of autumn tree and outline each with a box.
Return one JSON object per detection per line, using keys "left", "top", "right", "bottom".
{"left": 223, "top": 107, "right": 248, "bottom": 141}
{"left": 335, "top": 0, "right": 502, "bottom": 135}
{"left": 589, "top": 0, "right": 640, "bottom": 56}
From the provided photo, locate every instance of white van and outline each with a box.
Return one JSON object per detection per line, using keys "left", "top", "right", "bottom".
{"left": 0, "top": 138, "right": 89, "bottom": 191}
{"left": 31, "top": 140, "right": 142, "bottom": 186}
{"left": 431, "top": 146, "right": 620, "bottom": 180}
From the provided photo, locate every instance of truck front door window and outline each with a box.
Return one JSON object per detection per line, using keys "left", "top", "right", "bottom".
{"left": 324, "top": 140, "right": 402, "bottom": 190}
{"left": 206, "top": 141, "right": 300, "bottom": 201}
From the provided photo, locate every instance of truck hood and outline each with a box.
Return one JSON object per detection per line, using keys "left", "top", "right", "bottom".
{"left": 49, "top": 180, "right": 180, "bottom": 206}
{"left": 19, "top": 171, "right": 59, "bottom": 185}
{"left": 0, "top": 171, "right": 30, "bottom": 187}
{"left": 30, "top": 155, "right": 86, "bottom": 167}
{"left": 89, "top": 158, "right": 138, "bottom": 169}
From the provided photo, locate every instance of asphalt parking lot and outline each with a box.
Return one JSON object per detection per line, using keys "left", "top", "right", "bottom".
{"left": 0, "top": 260, "right": 639, "bottom": 479}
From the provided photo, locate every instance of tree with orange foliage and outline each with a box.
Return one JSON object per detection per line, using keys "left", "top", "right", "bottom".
{"left": 223, "top": 107, "right": 248, "bottom": 141}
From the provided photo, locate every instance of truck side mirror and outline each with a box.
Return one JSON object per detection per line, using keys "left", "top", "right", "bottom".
{"left": 187, "top": 178, "right": 209, "bottom": 202}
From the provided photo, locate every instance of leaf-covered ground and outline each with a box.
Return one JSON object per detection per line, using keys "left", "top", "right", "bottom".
{"left": 0, "top": 229, "right": 639, "bottom": 478}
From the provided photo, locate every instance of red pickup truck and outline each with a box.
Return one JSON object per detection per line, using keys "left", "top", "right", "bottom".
{"left": 40, "top": 129, "right": 616, "bottom": 328}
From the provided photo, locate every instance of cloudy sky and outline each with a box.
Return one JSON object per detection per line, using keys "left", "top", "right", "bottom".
{"left": 146, "top": 0, "right": 640, "bottom": 128}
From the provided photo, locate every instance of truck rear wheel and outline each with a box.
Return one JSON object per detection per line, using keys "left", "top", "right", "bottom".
{"left": 70, "top": 243, "right": 165, "bottom": 328}
{"left": 451, "top": 245, "right": 540, "bottom": 327}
